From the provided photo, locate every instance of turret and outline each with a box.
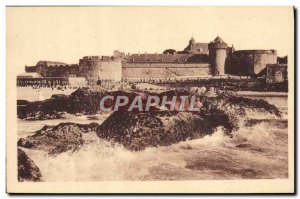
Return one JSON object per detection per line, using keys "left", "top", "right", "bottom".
{"left": 208, "top": 36, "right": 228, "bottom": 76}
{"left": 189, "top": 37, "right": 195, "bottom": 45}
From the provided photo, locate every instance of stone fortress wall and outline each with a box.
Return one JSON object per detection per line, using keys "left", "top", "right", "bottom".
{"left": 122, "top": 63, "right": 210, "bottom": 78}
{"left": 226, "top": 50, "right": 277, "bottom": 76}
{"left": 79, "top": 56, "right": 122, "bottom": 81}
{"left": 18, "top": 36, "right": 285, "bottom": 85}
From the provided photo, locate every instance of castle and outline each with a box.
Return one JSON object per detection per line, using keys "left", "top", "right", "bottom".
{"left": 17, "top": 36, "right": 287, "bottom": 87}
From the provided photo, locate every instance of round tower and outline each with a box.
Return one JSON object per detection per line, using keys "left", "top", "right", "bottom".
{"left": 208, "top": 36, "right": 228, "bottom": 76}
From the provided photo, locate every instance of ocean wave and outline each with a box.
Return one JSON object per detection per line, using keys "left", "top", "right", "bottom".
{"left": 21, "top": 118, "right": 288, "bottom": 181}
{"left": 17, "top": 90, "right": 287, "bottom": 181}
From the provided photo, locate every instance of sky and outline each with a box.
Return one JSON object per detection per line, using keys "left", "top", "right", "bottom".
{"left": 7, "top": 7, "right": 294, "bottom": 74}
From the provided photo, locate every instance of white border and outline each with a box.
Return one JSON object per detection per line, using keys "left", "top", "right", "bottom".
{"left": 1, "top": 0, "right": 299, "bottom": 198}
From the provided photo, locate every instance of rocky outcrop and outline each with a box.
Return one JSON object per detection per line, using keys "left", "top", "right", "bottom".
{"left": 17, "top": 100, "right": 30, "bottom": 106}
{"left": 157, "top": 90, "right": 281, "bottom": 118}
{"left": 17, "top": 123, "right": 98, "bottom": 155}
{"left": 17, "top": 89, "right": 282, "bottom": 152}
{"left": 221, "top": 95, "right": 282, "bottom": 117}
{"left": 96, "top": 111, "right": 235, "bottom": 151}
{"left": 96, "top": 91, "right": 281, "bottom": 151}
{"left": 18, "top": 148, "right": 42, "bottom": 182}
{"left": 17, "top": 95, "right": 69, "bottom": 120}
{"left": 17, "top": 87, "right": 281, "bottom": 121}
{"left": 17, "top": 88, "right": 140, "bottom": 120}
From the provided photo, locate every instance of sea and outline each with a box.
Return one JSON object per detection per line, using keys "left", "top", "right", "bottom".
{"left": 17, "top": 89, "right": 288, "bottom": 181}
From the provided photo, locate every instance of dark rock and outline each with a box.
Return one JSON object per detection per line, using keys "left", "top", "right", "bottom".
{"left": 223, "top": 95, "right": 282, "bottom": 117}
{"left": 17, "top": 100, "right": 30, "bottom": 106}
{"left": 17, "top": 88, "right": 282, "bottom": 152}
{"left": 50, "top": 94, "right": 69, "bottom": 100}
{"left": 17, "top": 88, "right": 140, "bottom": 120}
{"left": 18, "top": 122, "right": 99, "bottom": 155}
{"left": 17, "top": 99, "right": 67, "bottom": 120}
{"left": 95, "top": 90, "right": 281, "bottom": 151}
{"left": 18, "top": 148, "right": 42, "bottom": 182}
{"left": 17, "top": 88, "right": 281, "bottom": 121}
{"left": 97, "top": 111, "right": 233, "bottom": 151}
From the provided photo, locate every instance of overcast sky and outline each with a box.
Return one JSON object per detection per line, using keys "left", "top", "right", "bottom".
{"left": 7, "top": 7, "right": 293, "bottom": 74}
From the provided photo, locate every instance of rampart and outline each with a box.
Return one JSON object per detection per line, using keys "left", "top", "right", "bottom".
{"left": 122, "top": 63, "right": 210, "bottom": 79}
{"left": 227, "top": 50, "right": 277, "bottom": 76}
{"left": 80, "top": 60, "right": 122, "bottom": 82}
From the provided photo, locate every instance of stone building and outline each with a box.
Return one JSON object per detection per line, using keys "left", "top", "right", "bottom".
{"left": 28, "top": 61, "right": 80, "bottom": 77}
{"left": 79, "top": 56, "right": 122, "bottom": 82}
{"left": 226, "top": 50, "right": 277, "bottom": 76}
{"left": 179, "top": 37, "right": 209, "bottom": 55}
{"left": 18, "top": 35, "right": 286, "bottom": 85}
{"left": 208, "top": 36, "right": 228, "bottom": 76}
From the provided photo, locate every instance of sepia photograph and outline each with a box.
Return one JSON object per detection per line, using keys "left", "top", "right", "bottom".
{"left": 6, "top": 6, "right": 294, "bottom": 193}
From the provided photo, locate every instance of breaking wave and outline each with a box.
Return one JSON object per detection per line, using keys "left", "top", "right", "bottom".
{"left": 18, "top": 94, "right": 288, "bottom": 181}
{"left": 22, "top": 113, "right": 288, "bottom": 181}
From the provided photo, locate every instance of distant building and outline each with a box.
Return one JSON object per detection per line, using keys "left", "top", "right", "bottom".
{"left": 227, "top": 50, "right": 277, "bottom": 76}
{"left": 18, "top": 36, "right": 287, "bottom": 85}
{"left": 208, "top": 36, "right": 228, "bottom": 76}
{"left": 179, "top": 37, "right": 209, "bottom": 55}
{"left": 29, "top": 61, "right": 80, "bottom": 77}
{"left": 79, "top": 56, "right": 122, "bottom": 82}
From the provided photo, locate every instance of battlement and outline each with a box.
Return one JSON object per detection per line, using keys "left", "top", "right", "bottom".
{"left": 234, "top": 50, "right": 277, "bottom": 55}
{"left": 19, "top": 35, "right": 285, "bottom": 83}
{"left": 82, "top": 56, "right": 101, "bottom": 60}
{"left": 126, "top": 53, "right": 189, "bottom": 63}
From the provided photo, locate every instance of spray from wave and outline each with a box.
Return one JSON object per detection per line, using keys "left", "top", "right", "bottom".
{"left": 17, "top": 91, "right": 288, "bottom": 181}
{"left": 22, "top": 117, "right": 288, "bottom": 180}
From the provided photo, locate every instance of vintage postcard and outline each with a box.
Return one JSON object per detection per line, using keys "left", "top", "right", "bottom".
{"left": 7, "top": 6, "right": 294, "bottom": 193}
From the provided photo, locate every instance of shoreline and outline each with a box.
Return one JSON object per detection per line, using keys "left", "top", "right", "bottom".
{"left": 17, "top": 87, "right": 288, "bottom": 103}
{"left": 235, "top": 91, "right": 288, "bottom": 97}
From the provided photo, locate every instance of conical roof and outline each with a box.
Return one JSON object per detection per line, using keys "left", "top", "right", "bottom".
{"left": 208, "top": 36, "right": 228, "bottom": 49}
{"left": 189, "top": 37, "right": 195, "bottom": 44}
{"left": 212, "top": 36, "right": 227, "bottom": 45}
